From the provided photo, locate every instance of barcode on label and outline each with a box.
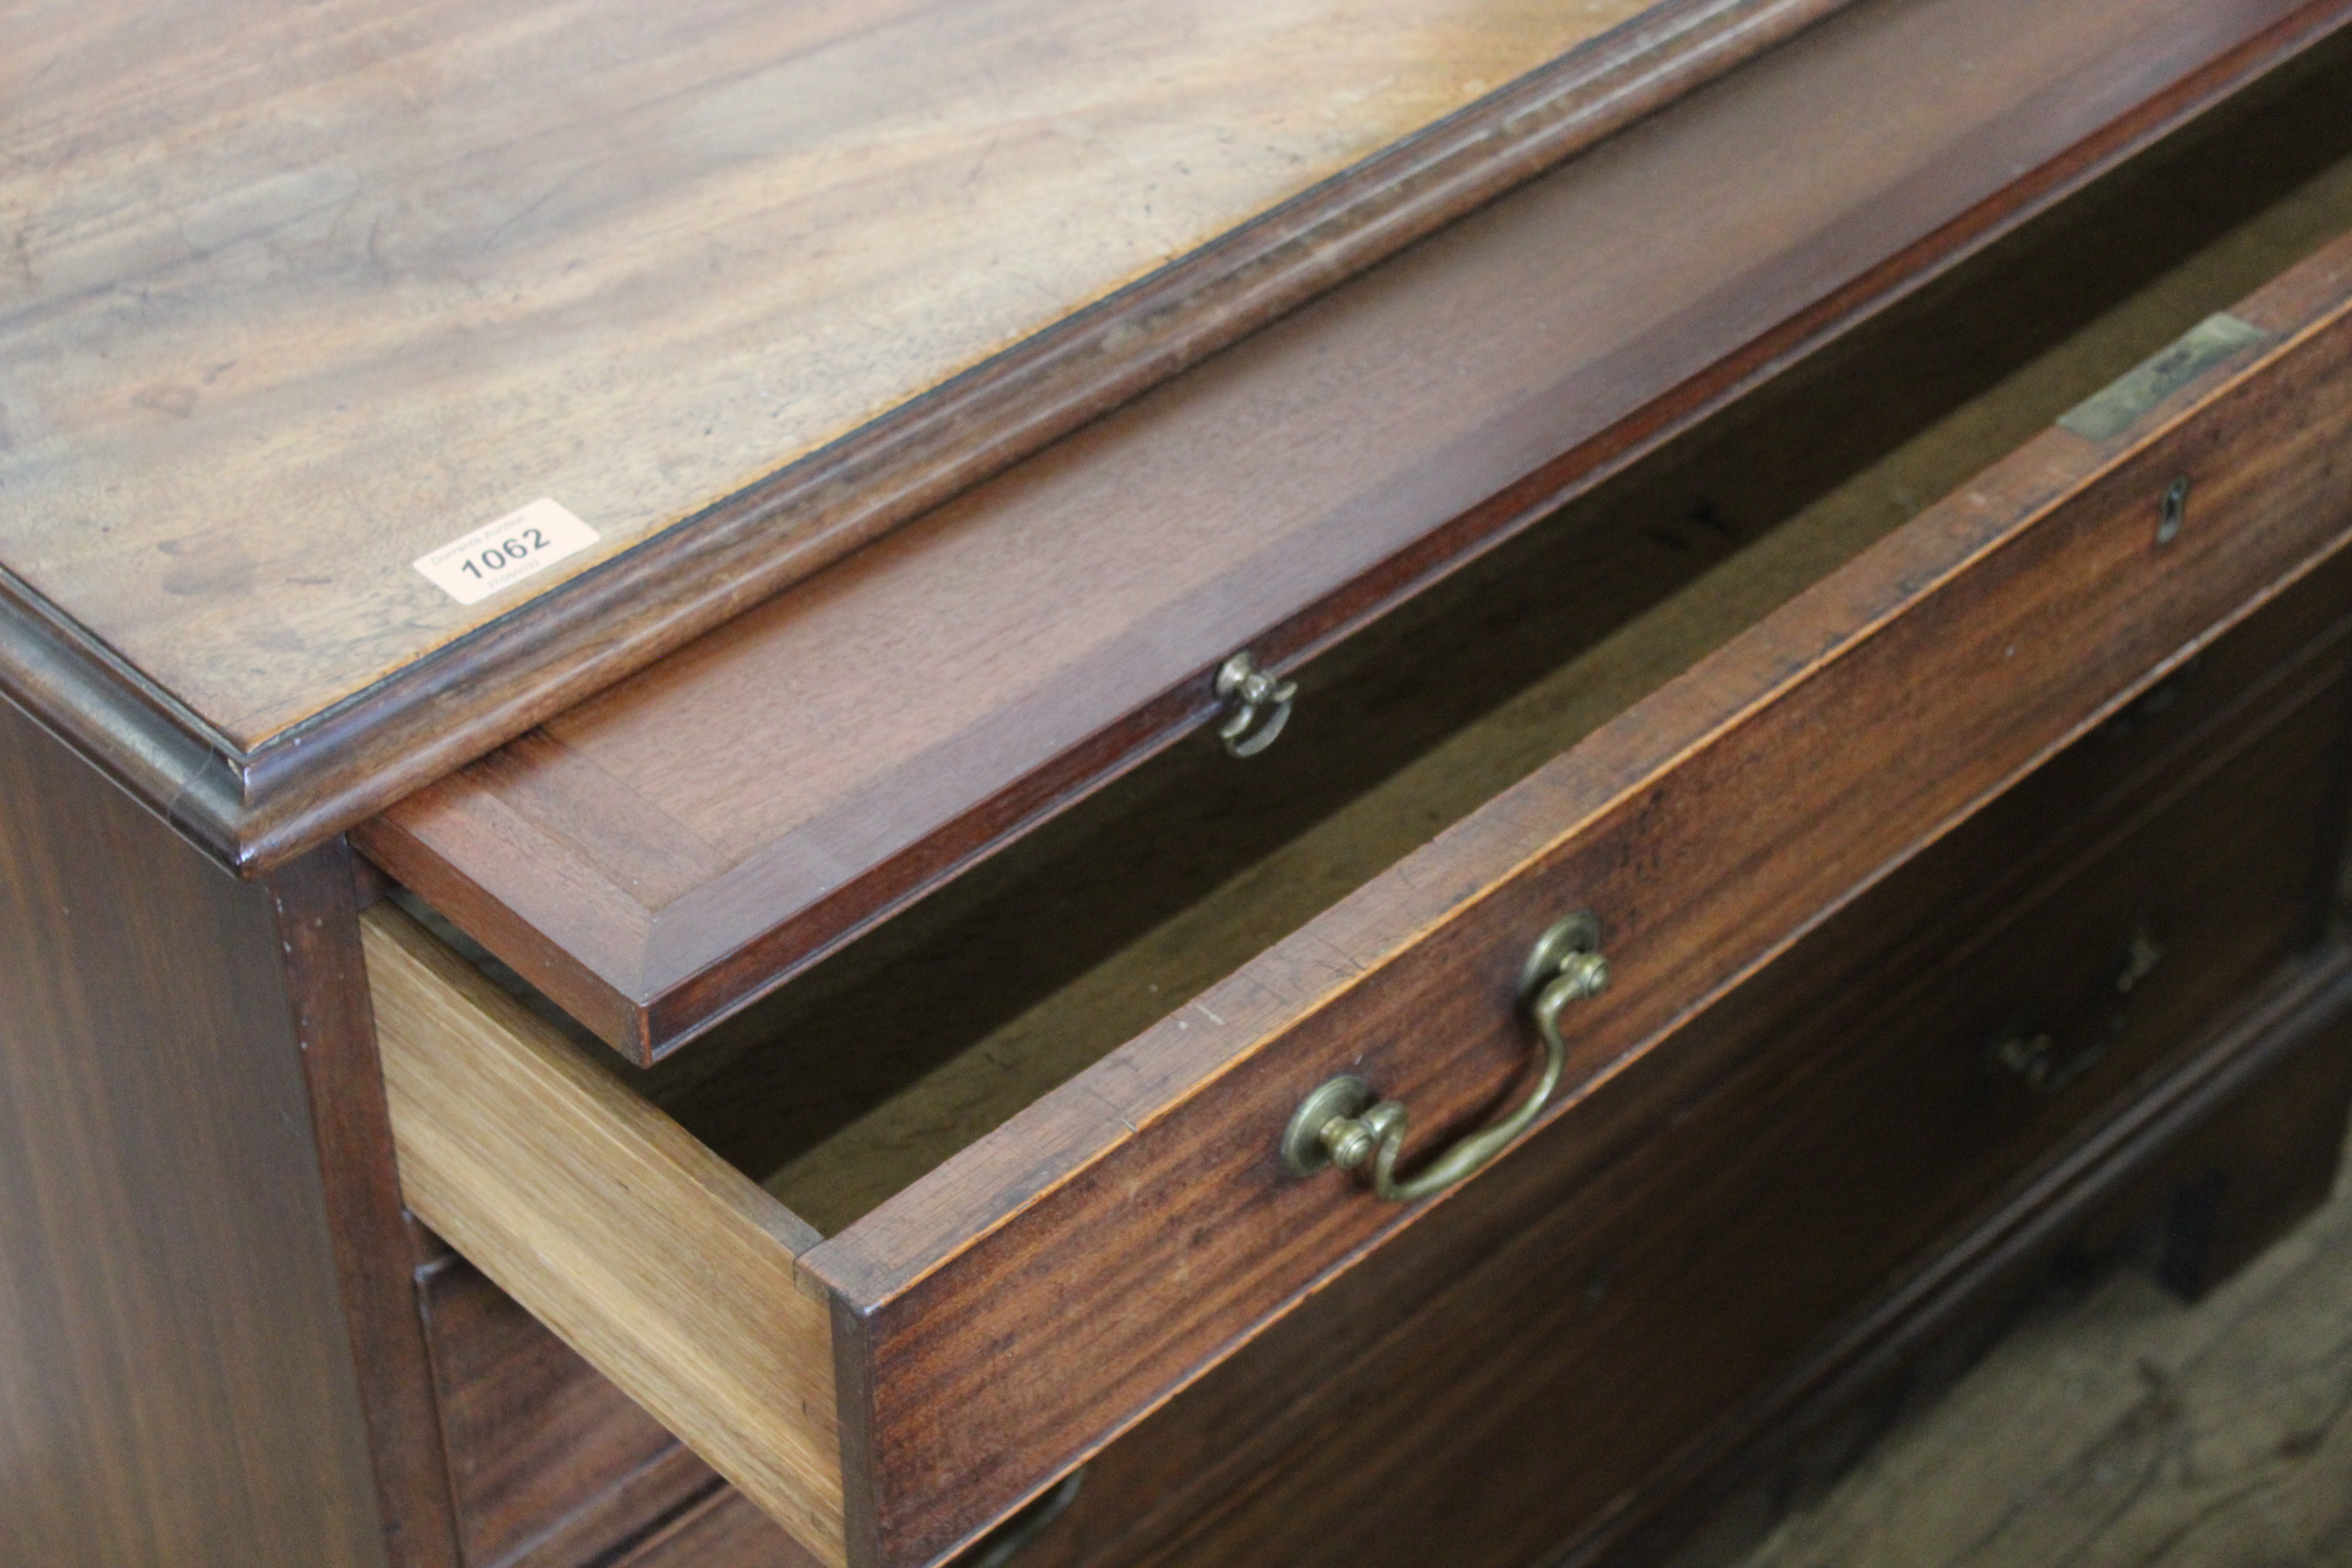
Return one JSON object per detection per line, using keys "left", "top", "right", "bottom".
{"left": 414, "top": 498, "right": 598, "bottom": 606}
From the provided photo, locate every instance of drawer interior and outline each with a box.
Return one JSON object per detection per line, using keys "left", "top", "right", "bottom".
{"left": 389, "top": 44, "right": 2352, "bottom": 1240}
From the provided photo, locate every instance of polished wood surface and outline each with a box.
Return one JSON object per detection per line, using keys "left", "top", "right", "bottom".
{"left": 795, "top": 217, "right": 2352, "bottom": 1563}
{"left": 628, "top": 965, "right": 2352, "bottom": 1568}
{"left": 0, "top": 695, "right": 393, "bottom": 1568}
{"left": 351, "top": 55, "right": 2352, "bottom": 1564}
{"left": 5, "top": 0, "right": 1669, "bottom": 741}
{"left": 657, "top": 56, "right": 2352, "bottom": 1242}
{"left": 15, "top": 9, "right": 2352, "bottom": 1568}
{"left": 363, "top": 0, "right": 2352, "bottom": 1060}
{"left": 366, "top": 906, "right": 845, "bottom": 1565}
{"left": 0, "top": 0, "right": 1857, "bottom": 877}
{"left": 724, "top": 468, "right": 2352, "bottom": 1245}
{"left": 989, "top": 808, "right": 2352, "bottom": 1568}
{"left": 402, "top": 969, "right": 2352, "bottom": 1568}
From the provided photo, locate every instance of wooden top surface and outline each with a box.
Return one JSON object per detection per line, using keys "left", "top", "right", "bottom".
{"left": 359, "top": 0, "right": 2348, "bottom": 1059}
{"left": 2, "top": 0, "right": 1671, "bottom": 751}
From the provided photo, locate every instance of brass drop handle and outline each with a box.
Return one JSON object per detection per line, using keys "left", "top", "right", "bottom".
{"left": 1281, "top": 913, "right": 1610, "bottom": 1202}
{"left": 1215, "top": 651, "right": 1298, "bottom": 757}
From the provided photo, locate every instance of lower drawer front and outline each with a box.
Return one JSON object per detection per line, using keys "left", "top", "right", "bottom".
{"left": 983, "top": 610, "right": 2352, "bottom": 1568}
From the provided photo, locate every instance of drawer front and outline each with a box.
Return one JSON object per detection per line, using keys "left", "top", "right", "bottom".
{"left": 797, "top": 236, "right": 2352, "bottom": 1564}
{"left": 979, "top": 625, "right": 2352, "bottom": 1568}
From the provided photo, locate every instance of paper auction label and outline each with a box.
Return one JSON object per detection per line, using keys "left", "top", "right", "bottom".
{"left": 414, "top": 498, "right": 598, "bottom": 606}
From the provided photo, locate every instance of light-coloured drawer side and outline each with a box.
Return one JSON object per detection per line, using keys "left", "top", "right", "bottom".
{"left": 364, "top": 906, "right": 845, "bottom": 1567}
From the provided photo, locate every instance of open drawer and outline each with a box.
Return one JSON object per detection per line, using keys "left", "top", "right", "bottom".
{"left": 367, "top": 46, "right": 2352, "bottom": 1568}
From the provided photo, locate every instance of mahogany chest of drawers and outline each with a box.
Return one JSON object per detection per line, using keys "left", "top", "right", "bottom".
{"left": 12, "top": 5, "right": 2352, "bottom": 1568}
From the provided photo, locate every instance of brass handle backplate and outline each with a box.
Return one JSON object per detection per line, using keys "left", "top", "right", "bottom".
{"left": 1215, "top": 651, "right": 1298, "bottom": 757}
{"left": 1280, "top": 912, "right": 1609, "bottom": 1202}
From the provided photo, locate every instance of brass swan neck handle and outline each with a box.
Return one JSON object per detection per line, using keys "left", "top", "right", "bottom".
{"left": 1281, "top": 913, "right": 1609, "bottom": 1202}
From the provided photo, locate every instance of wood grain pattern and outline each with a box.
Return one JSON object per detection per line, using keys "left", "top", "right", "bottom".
{"left": 365, "top": 906, "right": 845, "bottom": 1566}
{"left": 537, "top": 959, "right": 2352, "bottom": 1568}
{"left": 364, "top": 0, "right": 2352, "bottom": 1058}
{"left": 0, "top": 0, "right": 1680, "bottom": 741}
{"left": 1621, "top": 946, "right": 2352, "bottom": 1568}
{"left": 6, "top": 1, "right": 2329, "bottom": 884}
{"left": 795, "top": 218, "right": 2352, "bottom": 1564}
{"left": 0, "top": 694, "right": 391, "bottom": 1568}
{"left": 0, "top": 0, "right": 1847, "bottom": 844}
{"left": 498, "top": 1462, "right": 732, "bottom": 1568}
{"left": 984, "top": 899, "right": 2347, "bottom": 1567}
{"left": 995, "top": 560, "right": 2352, "bottom": 1568}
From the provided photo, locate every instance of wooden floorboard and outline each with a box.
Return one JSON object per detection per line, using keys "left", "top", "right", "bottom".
{"left": 1730, "top": 1129, "right": 2352, "bottom": 1568}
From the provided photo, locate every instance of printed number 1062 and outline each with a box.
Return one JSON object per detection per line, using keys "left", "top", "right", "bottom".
{"left": 458, "top": 528, "right": 551, "bottom": 581}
